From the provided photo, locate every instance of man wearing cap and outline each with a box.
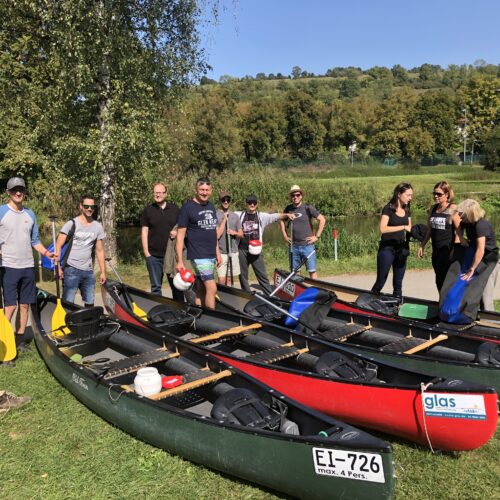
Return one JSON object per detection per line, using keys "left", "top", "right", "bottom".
{"left": 176, "top": 177, "right": 222, "bottom": 309}
{"left": 140, "top": 183, "right": 183, "bottom": 300}
{"left": 280, "top": 185, "right": 325, "bottom": 279}
{"left": 235, "top": 195, "right": 294, "bottom": 294}
{"left": 216, "top": 192, "right": 243, "bottom": 285}
{"left": 0, "top": 177, "right": 55, "bottom": 351}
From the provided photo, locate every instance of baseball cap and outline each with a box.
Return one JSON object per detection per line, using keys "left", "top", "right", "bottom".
{"left": 246, "top": 194, "right": 258, "bottom": 203}
{"left": 219, "top": 191, "right": 231, "bottom": 201}
{"left": 7, "top": 177, "right": 26, "bottom": 191}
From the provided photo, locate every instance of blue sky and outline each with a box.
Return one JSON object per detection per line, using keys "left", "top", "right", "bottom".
{"left": 201, "top": 0, "right": 500, "bottom": 80}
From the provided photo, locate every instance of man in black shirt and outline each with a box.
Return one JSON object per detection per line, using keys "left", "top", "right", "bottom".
{"left": 140, "top": 183, "right": 181, "bottom": 299}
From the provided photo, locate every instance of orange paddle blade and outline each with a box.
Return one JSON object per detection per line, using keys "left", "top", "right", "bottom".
{"left": 0, "top": 310, "right": 16, "bottom": 362}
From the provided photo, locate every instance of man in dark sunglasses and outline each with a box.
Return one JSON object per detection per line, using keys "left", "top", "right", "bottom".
{"left": 234, "top": 194, "right": 294, "bottom": 293}
{"left": 55, "top": 194, "right": 106, "bottom": 307}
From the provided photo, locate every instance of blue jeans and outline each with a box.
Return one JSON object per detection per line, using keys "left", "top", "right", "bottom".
{"left": 146, "top": 255, "right": 164, "bottom": 295}
{"left": 62, "top": 266, "right": 96, "bottom": 305}
{"left": 146, "top": 255, "right": 184, "bottom": 301}
{"left": 291, "top": 244, "right": 317, "bottom": 273}
{"left": 371, "top": 245, "right": 407, "bottom": 299}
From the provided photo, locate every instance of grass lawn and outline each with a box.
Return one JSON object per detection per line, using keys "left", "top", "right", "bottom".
{"left": 1, "top": 345, "right": 499, "bottom": 499}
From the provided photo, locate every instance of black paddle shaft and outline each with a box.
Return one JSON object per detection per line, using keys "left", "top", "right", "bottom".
{"left": 225, "top": 218, "right": 234, "bottom": 285}
{"left": 49, "top": 216, "right": 61, "bottom": 298}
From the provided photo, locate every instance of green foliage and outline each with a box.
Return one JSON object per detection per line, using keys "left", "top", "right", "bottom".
{"left": 483, "top": 125, "right": 500, "bottom": 171}
{"left": 284, "top": 90, "right": 326, "bottom": 159}
{"left": 242, "top": 99, "right": 287, "bottom": 161}
{"left": 190, "top": 88, "right": 242, "bottom": 172}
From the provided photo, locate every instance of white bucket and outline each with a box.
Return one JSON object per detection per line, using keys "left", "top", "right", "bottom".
{"left": 173, "top": 268, "right": 195, "bottom": 291}
{"left": 248, "top": 239, "right": 262, "bottom": 255}
{"left": 134, "top": 367, "right": 162, "bottom": 396}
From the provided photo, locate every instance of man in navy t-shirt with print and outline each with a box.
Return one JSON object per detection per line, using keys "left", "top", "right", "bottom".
{"left": 176, "top": 177, "right": 222, "bottom": 309}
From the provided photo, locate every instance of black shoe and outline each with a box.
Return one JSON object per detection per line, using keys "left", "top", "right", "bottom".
{"left": 15, "top": 336, "right": 32, "bottom": 352}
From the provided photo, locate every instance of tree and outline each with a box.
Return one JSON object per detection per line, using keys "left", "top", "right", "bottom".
{"left": 190, "top": 89, "right": 241, "bottom": 172}
{"left": 242, "top": 100, "right": 286, "bottom": 161}
{"left": 291, "top": 66, "right": 302, "bottom": 79}
{"left": 339, "top": 78, "right": 361, "bottom": 99}
{"left": 414, "top": 91, "right": 458, "bottom": 154}
{"left": 0, "top": 0, "right": 210, "bottom": 258}
{"left": 459, "top": 75, "right": 500, "bottom": 148}
{"left": 483, "top": 125, "right": 500, "bottom": 171}
{"left": 284, "top": 90, "right": 326, "bottom": 159}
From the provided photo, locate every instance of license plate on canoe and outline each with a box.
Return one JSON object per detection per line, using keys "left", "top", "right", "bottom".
{"left": 312, "top": 448, "right": 385, "bottom": 483}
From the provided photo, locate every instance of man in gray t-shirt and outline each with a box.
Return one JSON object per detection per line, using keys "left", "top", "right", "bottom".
{"left": 56, "top": 195, "right": 106, "bottom": 306}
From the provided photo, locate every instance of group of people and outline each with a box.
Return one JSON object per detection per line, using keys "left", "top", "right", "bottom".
{"left": 141, "top": 178, "right": 325, "bottom": 309}
{"left": 371, "top": 181, "right": 499, "bottom": 319}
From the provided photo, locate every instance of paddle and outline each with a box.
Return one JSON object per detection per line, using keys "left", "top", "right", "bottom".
{"left": 50, "top": 216, "right": 69, "bottom": 336}
{"left": 252, "top": 292, "right": 362, "bottom": 359}
{"left": 0, "top": 274, "right": 16, "bottom": 362}
{"left": 106, "top": 258, "right": 149, "bottom": 320}
{"left": 269, "top": 249, "right": 316, "bottom": 298}
{"left": 289, "top": 220, "right": 294, "bottom": 272}
{"left": 225, "top": 219, "right": 234, "bottom": 286}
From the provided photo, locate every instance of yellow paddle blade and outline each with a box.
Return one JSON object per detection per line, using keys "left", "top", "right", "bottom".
{"left": 132, "top": 302, "right": 149, "bottom": 321}
{"left": 52, "top": 299, "right": 70, "bottom": 336}
{"left": 0, "top": 310, "right": 16, "bottom": 362}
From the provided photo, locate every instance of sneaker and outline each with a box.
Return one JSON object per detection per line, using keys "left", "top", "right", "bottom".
{"left": 0, "top": 391, "right": 31, "bottom": 412}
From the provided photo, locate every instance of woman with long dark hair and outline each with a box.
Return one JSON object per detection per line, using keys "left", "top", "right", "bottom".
{"left": 371, "top": 182, "right": 413, "bottom": 300}
{"left": 417, "top": 181, "right": 461, "bottom": 291}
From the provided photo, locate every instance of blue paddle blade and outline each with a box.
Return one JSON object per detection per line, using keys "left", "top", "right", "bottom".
{"left": 284, "top": 287, "right": 320, "bottom": 327}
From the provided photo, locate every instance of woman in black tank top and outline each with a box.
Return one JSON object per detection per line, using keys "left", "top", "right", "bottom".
{"left": 371, "top": 182, "right": 413, "bottom": 300}
{"left": 418, "top": 181, "right": 461, "bottom": 291}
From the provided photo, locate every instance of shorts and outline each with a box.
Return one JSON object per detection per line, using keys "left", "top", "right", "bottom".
{"left": 291, "top": 244, "right": 317, "bottom": 273}
{"left": 2, "top": 267, "right": 36, "bottom": 306}
{"left": 217, "top": 253, "right": 241, "bottom": 278}
{"left": 62, "top": 266, "right": 96, "bottom": 305}
{"left": 190, "top": 259, "right": 216, "bottom": 282}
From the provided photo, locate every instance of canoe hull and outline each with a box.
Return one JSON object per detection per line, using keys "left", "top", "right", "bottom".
{"left": 101, "top": 283, "right": 499, "bottom": 451}
{"left": 32, "top": 301, "right": 395, "bottom": 500}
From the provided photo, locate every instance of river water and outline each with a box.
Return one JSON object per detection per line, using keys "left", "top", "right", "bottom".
{"left": 116, "top": 212, "right": 500, "bottom": 264}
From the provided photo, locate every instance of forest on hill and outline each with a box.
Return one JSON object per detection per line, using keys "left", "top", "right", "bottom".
{"left": 187, "top": 62, "right": 499, "bottom": 171}
{"left": 1, "top": 1, "right": 498, "bottom": 248}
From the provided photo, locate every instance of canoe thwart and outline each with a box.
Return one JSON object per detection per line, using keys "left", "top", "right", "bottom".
{"left": 403, "top": 334, "right": 449, "bottom": 354}
{"left": 190, "top": 323, "right": 262, "bottom": 344}
{"left": 148, "top": 369, "right": 233, "bottom": 400}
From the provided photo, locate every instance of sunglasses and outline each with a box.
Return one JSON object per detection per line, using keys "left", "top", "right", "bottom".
{"left": 247, "top": 201, "right": 257, "bottom": 206}
{"left": 433, "top": 191, "right": 445, "bottom": 197}
{"left": 221, "top": 197, "right": 231, "bottom": 203}
{"left": 82, "top": 204, "right": 96, "bottom": 210}
{"left": 9, "top": 187, "right": 26, "bottom": 194}
{"left": 290, "top": 193, "right": 302, "bottom": 198}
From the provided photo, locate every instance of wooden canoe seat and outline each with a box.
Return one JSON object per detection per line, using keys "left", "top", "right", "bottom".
{"left": 190, "top": 323, "right": 262, "bottom": 344}
{"left": 148, "top": 369, "right": 233, "bottom": 400}
{"left": 248, "top": 342, "right": 309, "bottom": 364}
{"left": 102, "top": 349, "right": 180, "bottom": 380}
{"left": 318, "top": 322, "right": 372, "bottom": 342}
